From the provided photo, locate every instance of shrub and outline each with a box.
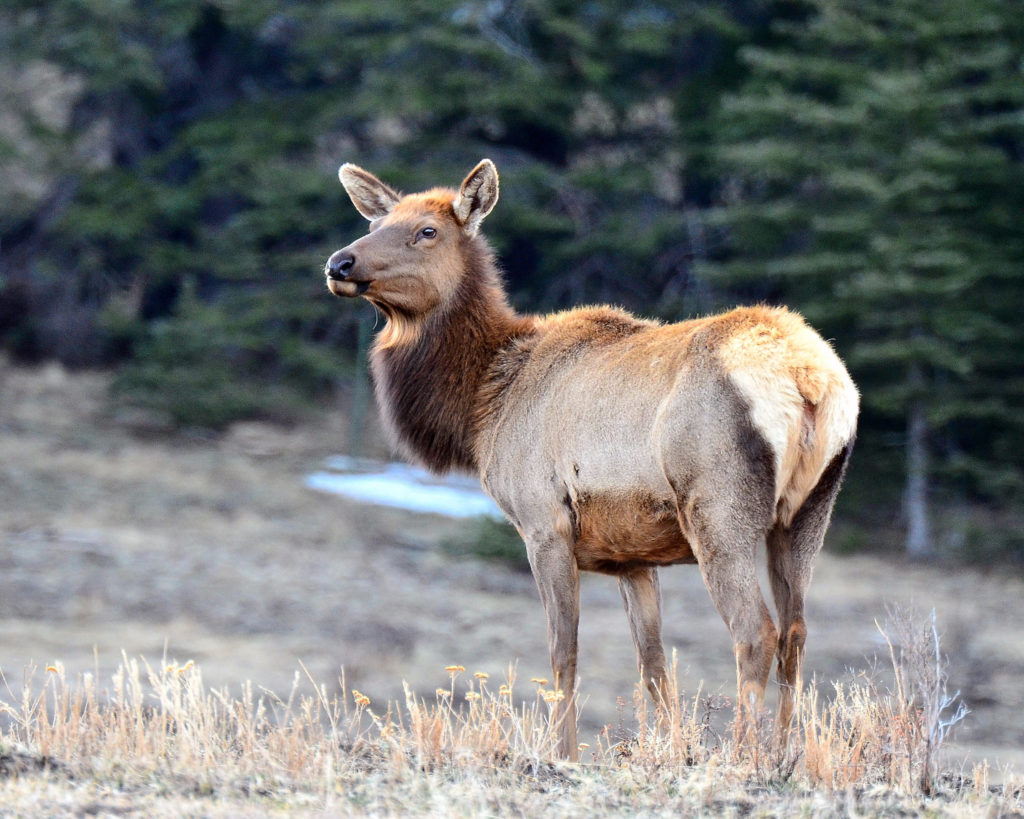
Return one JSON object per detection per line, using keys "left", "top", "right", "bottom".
{"left": 441, "top": 517, "right": 530, "bottom": 572}
{"left": 111, "top": 281, "right": 344, "bottom": 429}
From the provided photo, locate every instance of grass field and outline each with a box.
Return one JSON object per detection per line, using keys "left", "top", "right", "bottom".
{"left": 1, "top": 358, "right": 1022, "bottom": 815}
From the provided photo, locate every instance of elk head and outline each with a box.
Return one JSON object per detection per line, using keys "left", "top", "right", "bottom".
{"left": 326, "top": 159, "right": 500, "bottom": 317}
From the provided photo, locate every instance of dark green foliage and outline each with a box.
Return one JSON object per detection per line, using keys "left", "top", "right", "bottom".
{"left": 110, "top": 281, "right": 341, "bottom": 428}
{"left": 441, "top": 517, "right": 530, "bottom": 573}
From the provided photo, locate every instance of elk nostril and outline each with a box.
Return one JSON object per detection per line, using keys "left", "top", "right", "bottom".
{"left": 326, "top": 251, "right": 356, "bottom": 280}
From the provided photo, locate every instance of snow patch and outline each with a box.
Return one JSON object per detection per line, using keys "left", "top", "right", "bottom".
{"left": 305, "top": 456, "right": 504, "bottom": 520}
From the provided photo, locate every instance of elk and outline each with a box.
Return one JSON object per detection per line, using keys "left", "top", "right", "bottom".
{"left": 325, "top": 159, "right": 859, "bottom": 760}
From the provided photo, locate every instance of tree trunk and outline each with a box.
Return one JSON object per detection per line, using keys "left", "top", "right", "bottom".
{"left": 905, "top": 365, "right": 933, "bottom": 558}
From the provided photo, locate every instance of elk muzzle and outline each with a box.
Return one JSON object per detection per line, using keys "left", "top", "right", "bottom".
{"left": 325, "top": 249, "right": 370, "bottom": 297}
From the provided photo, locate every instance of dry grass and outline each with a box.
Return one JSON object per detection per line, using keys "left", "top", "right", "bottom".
{"left": 0, "top": 613, "right": 1019, "bottom": 817}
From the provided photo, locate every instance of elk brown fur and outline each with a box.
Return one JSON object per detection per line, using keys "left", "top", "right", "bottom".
{"left": 325, "top": 159, "right": 860, "bottom": 760}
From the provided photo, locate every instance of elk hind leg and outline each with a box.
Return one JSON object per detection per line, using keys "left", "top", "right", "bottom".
{"left": 684, "top": 499, "right": 777, "bottom": 742}
{"left": 768, "top": 444, "right": 853, "bottom": 737}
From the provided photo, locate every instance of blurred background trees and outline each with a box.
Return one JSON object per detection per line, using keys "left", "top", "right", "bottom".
{"left": 0, "top": 0, "right": 1021, "bottom": 560}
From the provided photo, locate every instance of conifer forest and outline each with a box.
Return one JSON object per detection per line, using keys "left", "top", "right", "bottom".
{"left": 2, "top": 0, "right": 1022, "bottom": 561}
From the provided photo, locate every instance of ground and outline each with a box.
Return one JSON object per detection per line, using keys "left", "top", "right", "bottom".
{"left": 1, "top": 357, "right": 1023, "bottom": 782}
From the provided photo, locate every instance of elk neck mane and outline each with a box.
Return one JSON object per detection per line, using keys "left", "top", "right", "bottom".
{"left": 368, "top": 238, "right": 535, "bottom": 475}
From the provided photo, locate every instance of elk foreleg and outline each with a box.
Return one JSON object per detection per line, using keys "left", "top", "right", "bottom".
{"left": 618, "top": 568, "right": 669, "bottom": 703}
{"left": 526, "top": 534, "right": 580, "bottom": 761}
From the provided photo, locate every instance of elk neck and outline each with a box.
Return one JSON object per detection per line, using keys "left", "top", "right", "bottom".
{"left": 368, "top": 239, "right": 535, "bottom": 475}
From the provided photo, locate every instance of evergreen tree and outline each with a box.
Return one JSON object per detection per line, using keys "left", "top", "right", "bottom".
{"left": 706, "top": 0, "right": 1024, "bottom": 556}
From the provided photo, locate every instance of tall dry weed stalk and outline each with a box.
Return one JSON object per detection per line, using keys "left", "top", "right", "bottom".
{"left": 798, "top": 605, "right": 968, "bottom": 794}
{"left": 879, "top": 605, "right": 970, "bottom": 794}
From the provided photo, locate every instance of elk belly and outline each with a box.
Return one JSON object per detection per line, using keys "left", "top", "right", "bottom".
{"left": 571, "top": 491, "right": 695, "bottom": 574}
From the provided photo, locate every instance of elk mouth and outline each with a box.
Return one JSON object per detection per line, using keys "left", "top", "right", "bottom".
{"left": 326, "top": 277, "right": 371, "bottom": 298}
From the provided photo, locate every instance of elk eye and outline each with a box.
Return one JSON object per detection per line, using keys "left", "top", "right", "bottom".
{"left": 418, "top": 227, "right": 437, "bottom": 240}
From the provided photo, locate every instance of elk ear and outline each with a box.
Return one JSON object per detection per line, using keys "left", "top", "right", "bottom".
{"left": 453, "top": 159, "right": 499, "bottom": 236}
{"left": 339, "top": 163, "right": 401, "bottom": 221}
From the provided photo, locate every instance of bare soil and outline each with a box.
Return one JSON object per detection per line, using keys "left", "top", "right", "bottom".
{"left": 1, "top": 358, "right": 1022, "bottom": 774}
